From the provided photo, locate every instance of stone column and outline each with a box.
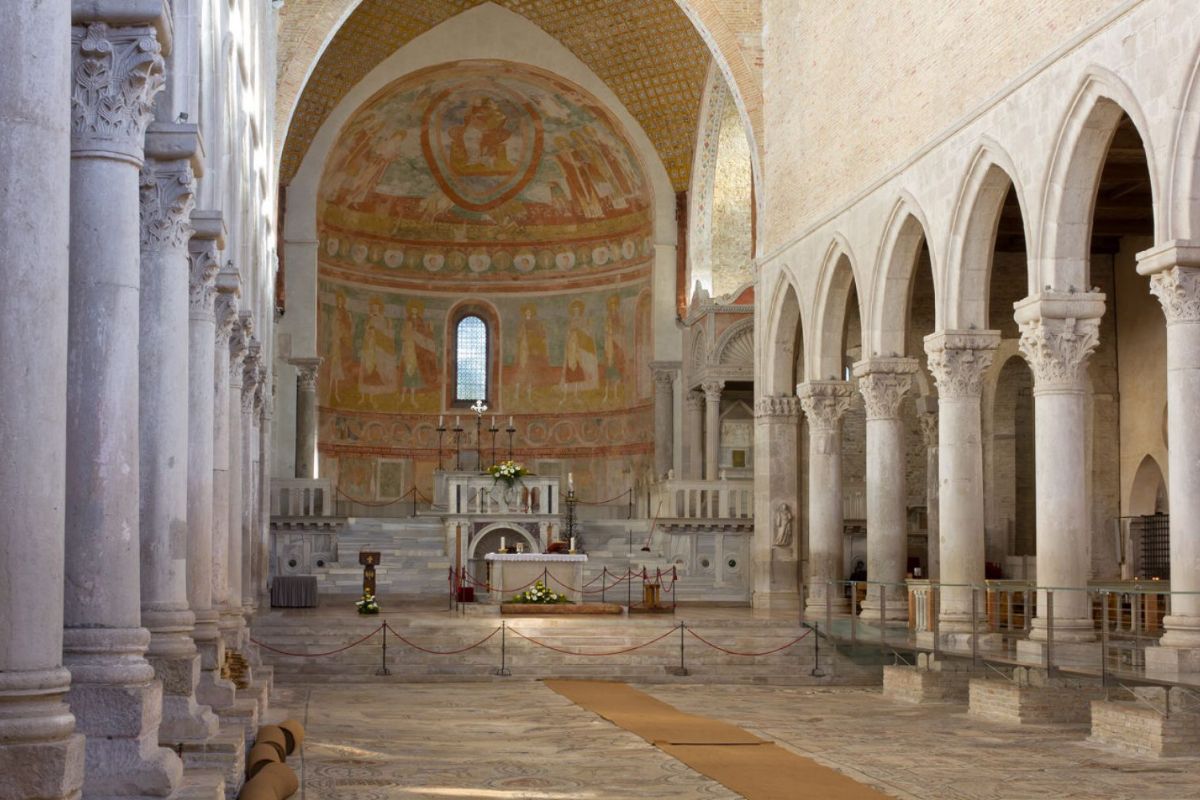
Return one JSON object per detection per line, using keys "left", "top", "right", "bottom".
{"left": 290, "top": 356, "right": 321, "bottom": 479}
{"left": 241, "top": 342, "right": 262, "bottom": 618}
{"left": 223, "top": 311, "right": 252, "bottom": 646}
{"left": 0, "top": 1, "right": 86, "bottom": 794}
{"left": 64, "top": 19, "right": 182, "bottom": 795}
{"left": 855, "top": 358, "right": 918, "bottom": 621}
{"left": 918, "top": 405, "right": 940, "bottom": 580}
{"left": 1016, "top": 293, "right": 1104, "bottom": 643}
{"left": 139, "top": 129, "right": 219, "bottom": 742}
{"left": 1139, "top": 243, "right": 1200, "bottom": 669}
{"left": 752, "top": 396, "right": 803, "bottom": 609}
{"left": 187, "top": 213, "right": 235, "bottom": 709}
{"left": 684, "top": 391, "right": 704, "bottom": 479}
{"left": 702, "top": 379, "right": 724, "bottom": 480}
{"left": 257, "top": 376, "right": 274, "bottom": 604}
{"left": 211, "top": 265, "right": 241, "bottom": 647}
{"left": 799, "top": 381, "right": 855, "bottom": 616}
{"left": 650, "top": 362, "right": 678, "bottom": 479}
{"left": 924, "top": 331, "right": 1000, "bottom": 633}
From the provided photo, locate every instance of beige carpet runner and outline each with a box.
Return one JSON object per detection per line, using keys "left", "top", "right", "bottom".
{"left": 545, "top": 680, "right": 888, "bottom": 799}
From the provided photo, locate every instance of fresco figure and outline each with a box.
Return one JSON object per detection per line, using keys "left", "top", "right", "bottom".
{"left": 552, "top": 135, "right": 603, "bottom": 219}
{"left": 561, "top": 299, "right": 598, "bottom": 404}
{"left": 342, "top": 128, "right": 408, "bottom": 208}
{"left": 329, "top": 291, "right": 356, "bottom": 404}
{"left": 450, "top": 97, "right": 514, "bottom": 175}
{"left": 515, "top": 303, "right": 550, "bottom": 402}
{"left": 602, "top": 294, "right": 626, "bottom": 403}
{"left": 399, "top": 299, "right": 437, "bottom": 406}
{"left": 359, "top": 295, "right": 399, "bottom": 408}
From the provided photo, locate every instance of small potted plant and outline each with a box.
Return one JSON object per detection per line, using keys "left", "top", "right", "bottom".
{"left": 355, "top": 592, "right": 380, "bottom": 614}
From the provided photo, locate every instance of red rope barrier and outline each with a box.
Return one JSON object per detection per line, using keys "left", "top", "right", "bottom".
{"left": 574, "top": 488, "right": 634, "bottom": 506}
{"left": 508, "top": 625, "right": 678, "bottom": 656}
{"left": 385, "top": 623, "right": 501, "bottom": 655}
{"left": 685, "top": 627, "right": 812, "bottom": 657}
{"left": 250, "top": 625, "right": 384, "bottom": 657}
{"left": 544, "top": 568, "right": 648, "bottom": 595}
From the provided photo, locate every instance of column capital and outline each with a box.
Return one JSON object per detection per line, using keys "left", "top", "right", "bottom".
{"left": 918, "top": 411, "right": 938, "bottom": 447}
{"left": 650, "top": 360, "right": 680, "bottom": 388}
{"left": 797, "top": 380, "right": 854, "bottom": 432}
{"left": 70, "top": 22, "right": 165, "bottom": 163}
{"left": 229, "top": 311, "right": 253, "bottom": 371}
{"left": 923, "top": 330, "right": 1001, "bottom": 399}
{"left": 139, "top": 157, "right": 194, "bottom": 251}
{"left": 700, "top": 379, "right": 724, "bottom": 402}
{"left": 291, "top": 357, "right": 322, "bottom": 392}
{"left": 1014, "top": 292, "right": 1105, "bottom": 392}
{"left": 754, "top": 395, "right": 802, "bottom": 420}
{"left": 852, "top": 357, "right": 917, "bottom": 420}
{"left": 683, "top": 390, "right": 704, "bottom": 412}
{"left": 1148, "top": 265, "right": 1200, "bottom": 325}
{"left": 187, "top": 211, "right": 223, "bottom": 319}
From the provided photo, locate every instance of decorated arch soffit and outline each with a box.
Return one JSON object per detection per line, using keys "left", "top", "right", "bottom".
{"left": 278, "top": 0, "right": 723, "bottom": 192}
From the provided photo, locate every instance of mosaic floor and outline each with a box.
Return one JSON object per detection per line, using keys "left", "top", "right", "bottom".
{"left": 278, "top": 683, "right": 1200, "bottom": 799}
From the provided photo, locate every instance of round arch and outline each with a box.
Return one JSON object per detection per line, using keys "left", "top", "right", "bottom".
{"left": 467, "top": 523, "right": 540, "bottom": 559}
{"left": 868, "top": 194, "right": 938, "bottom": 357}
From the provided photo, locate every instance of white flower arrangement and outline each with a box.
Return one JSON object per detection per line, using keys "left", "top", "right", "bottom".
{"left": 511, "top": 580, "right": 569, "bottom": 605}
{"left": 487, "top": 460, "right": 527, "bottom": 487}
{"left": 355, "top": 592, "right": 380, "bottom": 614}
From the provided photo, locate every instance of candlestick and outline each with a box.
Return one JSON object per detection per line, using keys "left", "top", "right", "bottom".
{"left": 488, "top": 423, "right": 499, "bottom": 467}
{"left": 453, "top": 425, "right": 464, "bottom": 471}
{"left": 568, "top": 472, "right": 574, "bottom": 492}
{"left": 505, "top": 425, "right": 516, "bottom": 462}
{"left": 436, "top": 424, "right": 447, "bottom": 471}
{"left": 508, "top": 415, "right": 513, "bottom": 428}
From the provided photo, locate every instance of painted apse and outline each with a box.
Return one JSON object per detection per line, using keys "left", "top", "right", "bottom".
{"left": 316, "top": 60, "right": 656, "bottom": 502}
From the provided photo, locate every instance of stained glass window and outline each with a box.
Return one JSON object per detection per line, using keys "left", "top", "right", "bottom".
{"left": 455, "top": 315, "right": 488, "bottom": 402}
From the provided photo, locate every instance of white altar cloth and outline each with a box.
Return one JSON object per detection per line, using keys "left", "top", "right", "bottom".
{"left": 484, "top": 553, "right": 588, "bottom": 602}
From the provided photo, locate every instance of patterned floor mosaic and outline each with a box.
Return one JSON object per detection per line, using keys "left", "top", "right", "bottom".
{"left": 277, "top": 683, "right": 1200, "bottom": 799}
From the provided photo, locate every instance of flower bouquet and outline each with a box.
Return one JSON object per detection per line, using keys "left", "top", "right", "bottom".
{"left": 510, "top": 580, "right": 570, "bottom": 604}
{"left": 355, "top": 592, "right": 380, "bottom": 614}
{"left": 487, "top": 460, "right": 527, "bottom": 488}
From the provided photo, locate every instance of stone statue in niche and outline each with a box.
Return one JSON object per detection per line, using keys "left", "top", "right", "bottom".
{"left": 773, "top": 502, "right": 793, "bottom": 548}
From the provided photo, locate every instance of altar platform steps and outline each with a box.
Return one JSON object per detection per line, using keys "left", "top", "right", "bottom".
{"left": 312, "top": 518, "right": 451, "bottom": 597}
{"left": 250, "top": 606, "right": 879, "bottom": 686}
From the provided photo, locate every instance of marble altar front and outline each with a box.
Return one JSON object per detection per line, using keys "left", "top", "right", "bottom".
{"left": 484, "top": 553, "right": 588, "bottom": 602}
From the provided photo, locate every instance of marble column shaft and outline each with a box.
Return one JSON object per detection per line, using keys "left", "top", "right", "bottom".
{"left": 139, "top": 137, "right": 218, "bottom": 741}
{"left": 650, "top": 365, "right": 677, "bottom": 480}
{"left": 240, "top": 344, "right": 262, "bottom": 616}
{"left": 1016, "top": 293, "right": 1104, "bottom": 643}
{"left": 702, "top": 380, "right": 724, "bottom": 480}
{"left": 855, "top": 358, "right": 918, "bottom": 620}
{"left": 0, "top": 0, "right": 85, "bottom": 794}
{"left": 799, "top": 381, "right": 855, "bottom": 616}
{"left": 64, "top": 19, "right": 181, "bottom": 795}
{"left": 291, "top": 357, "right": 321, "bottom": 480}
{"left": 924, "top": 331, "right": 999, "bottom": 633}
{"left": 257, "top": 382, "right": 274, "bottom": 602}
{"left": 919, "top": 410, "right": 941, "bottom": 580}
{"left": 684, "top": 392, "right": 704, "bottom": 479}
{"left": 224, "top": 312, "right": 252, "bottom": 643}
{"left": 1141, "top": 248, "right": 1200, "bottom": 648}
{"left": 211, "top": 265, "right": 241, "bottom": 636}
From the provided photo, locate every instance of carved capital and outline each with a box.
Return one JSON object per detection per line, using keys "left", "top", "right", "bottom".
{"left": 140, "top": 158, "right": 195, "bottom": 251}
{"left": 653, "top": 370, "right": 675, "bottom": 390}
{"left": 797, "top": 381, "right": 854, "bottom": 433}
{"left": 853, "top": 358, "right": 917, "bottom": 421}
{"left": 754, "top": 395, "right": 801, "bottom": 420}
{"left": 1017, "top": 316, "right": 1101, "bottom": 392}
{"left": 214, "top": 292, "right": 239, "bottom": 350}
{"left": 292, "top": 358, "right": 322, "bottom": 393}
{"left": 683, "top": 391, "right": 704, "bottom": 413}
{"left": 923, "top": 331, "right": 1000, "bottom": 400}
{"left": 71, "top": 23, "right": 164, "bottom": 162}
{"left": 242, "top": 341, "right": 262, "bottom": 393}
{"left": 1149, "top": 266, "right": 1200, "bottom": 325}
{"left": 229, "top": 312, "right": 253, "bottom": 372}
{"left": 701, "top": 379, "right": 724, "bottom": 403}
{"left": 188, "top": 238, "right": 220, "bottom": 318}
{"left": 918, "top": 412, "right": 938, "bottom": 448}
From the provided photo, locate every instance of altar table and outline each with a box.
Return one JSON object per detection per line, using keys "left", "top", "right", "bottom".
{"left": 484, "top": 553, "right": 588, "bottom": 603}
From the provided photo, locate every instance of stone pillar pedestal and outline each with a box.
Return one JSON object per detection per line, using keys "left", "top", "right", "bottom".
{"left": 222, "top": 312, "right": 252, "bottom": 649}
{"left": 883, "top": 653, "right": 981, "bottom": 704}
{"left": 650, "top": 362, "right": 678, "bottom": 479}
{"left": 1139, "top": 242, "right": 1200, "bottom": 668}
{"left": 917, "top": 404, "right": 940, "bottom": 580}
{"left": 855, "top": 358, "right": 917, "bottom": 622}
{"left": 969, "top": 667, "right": 1106, "bottom": 725}
{"left": 0, "top": 2, "right": 86, "bottom": 794}
{"left": 702, "top": 379, "right": 724, "bottom": 480}
{"left": 1015, "top": 293, "right": 1105, "bottom": 643}
{"left": 752, "top": 396, "right": 802, "bottom": 610}
{"left": 290, "top": 357, "right": 321, "bottom": 480}
{"left": 63, "top": 19, "right": 182, "bottom": 796}
{"left": 684, "top": 391, "right": 704, "bottom": 479}
{"left": 139, "top": 130, "right": 219, "bottom": 743}
{"left": 924, "top": 331, "right": 1000, "bottom": 634}
{"left": 799, "top": 381, "right": 854, "bottom": 616}
{"left": 212, "top": 264, "right": 242, "bottom": 656}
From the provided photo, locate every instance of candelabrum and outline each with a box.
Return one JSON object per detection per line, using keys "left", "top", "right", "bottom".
{"left": 453, "top": 425, "right": 464, "bottom": 471}
{"left": 488, "top": 423, "right": 499, "bottom": 467}
{"left": 564, "top": 487, "right": 578, "bottom": 547}
{"left": 470, "top": 399, "right": 487, "bottom": 472}
{"left": 505, "top": 425, "right": 516, "bottom": 462}
{"left": 435, "top": 425, "right": 446, "bottom": 471}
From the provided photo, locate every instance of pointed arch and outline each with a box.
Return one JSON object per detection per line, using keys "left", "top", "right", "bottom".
{"left": 945, "top": 141, "right": 1032, "bottom": 331}
{"left": 1167, "top": 38, "right": 1200, "bottom": 241}
{"left": 868, "top": 193, "right": 938, "bottom": 357}
{"left": 1039, "top": 68, "right": 1162, "bottom": 291}
{"left": 761, "top": 271, "right": 805, "bottom": 395}
{"left": 1128, "top": 454, "right": 1168, "bottom": 517}
{"left": 810, "top": 236, "right": 865, "bottom": 381}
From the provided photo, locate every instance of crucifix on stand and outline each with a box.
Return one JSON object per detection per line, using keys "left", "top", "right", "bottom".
{"left": 470, "top": 399, "right": 487, "bottom": 471}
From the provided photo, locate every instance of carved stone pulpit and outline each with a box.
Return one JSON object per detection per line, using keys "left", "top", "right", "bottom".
{"left": 359, "top": 551, "right": 381, "bottom": 597}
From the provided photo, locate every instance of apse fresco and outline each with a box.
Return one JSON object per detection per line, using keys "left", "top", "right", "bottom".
{"left": 316, "top": 61, "right": 656, "bottom": 500}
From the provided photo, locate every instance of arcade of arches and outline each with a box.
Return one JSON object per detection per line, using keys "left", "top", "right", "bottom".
{"left": 5, "top": 0, "right": 1200, "bottom": 798}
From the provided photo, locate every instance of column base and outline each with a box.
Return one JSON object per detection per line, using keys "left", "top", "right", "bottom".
{"left": 915, "top": 629, "right": 1005, "bottom": 653}
{"left": 969, "top": 668, "right": 1105, "bottom": 725}
{"left": 1016, "top": 638, "right": 1101, "bottom": 669}
{"left": 1159, "top": 614, "right": 1200, "bottom": 649}
{"left": 1029, "top": 616, "right": 1096, "bottom": 643}
{"left": 752, "top": 590, "right": 800, "bottom": 611}
{"left": 804, "top": 595, "right": 851, "bottom": 620}
{"left": 193, "top": 632, "right": 236, "bottom": 712}
{"left": 1144, "top": 642, "right": 1200, "bottom": 680}
{"left": 180, "top": 722, "right": 246, "bottom": 799}
{"left": 858, "top": 596, "right": 909, "bottom": 623}
{"left": 217, "top": 611, "right": 245, "bottom": 651}
{"left": 146, "top": 632, "right": 219, "bottom": 743}
{"left": 63, "top": 626, "right": 183, "bottom": 797}
{"left": 0, "top": 667, "right": 86, "bottom": 800}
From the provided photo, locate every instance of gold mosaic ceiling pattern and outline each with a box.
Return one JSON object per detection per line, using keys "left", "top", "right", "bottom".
{"left": 280, "top": 0, "right": 711, "bottom": 190}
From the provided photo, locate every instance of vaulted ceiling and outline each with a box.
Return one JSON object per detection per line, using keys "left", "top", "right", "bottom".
{"left": 277, "top": 0, "right": 723, "bottom": 191}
